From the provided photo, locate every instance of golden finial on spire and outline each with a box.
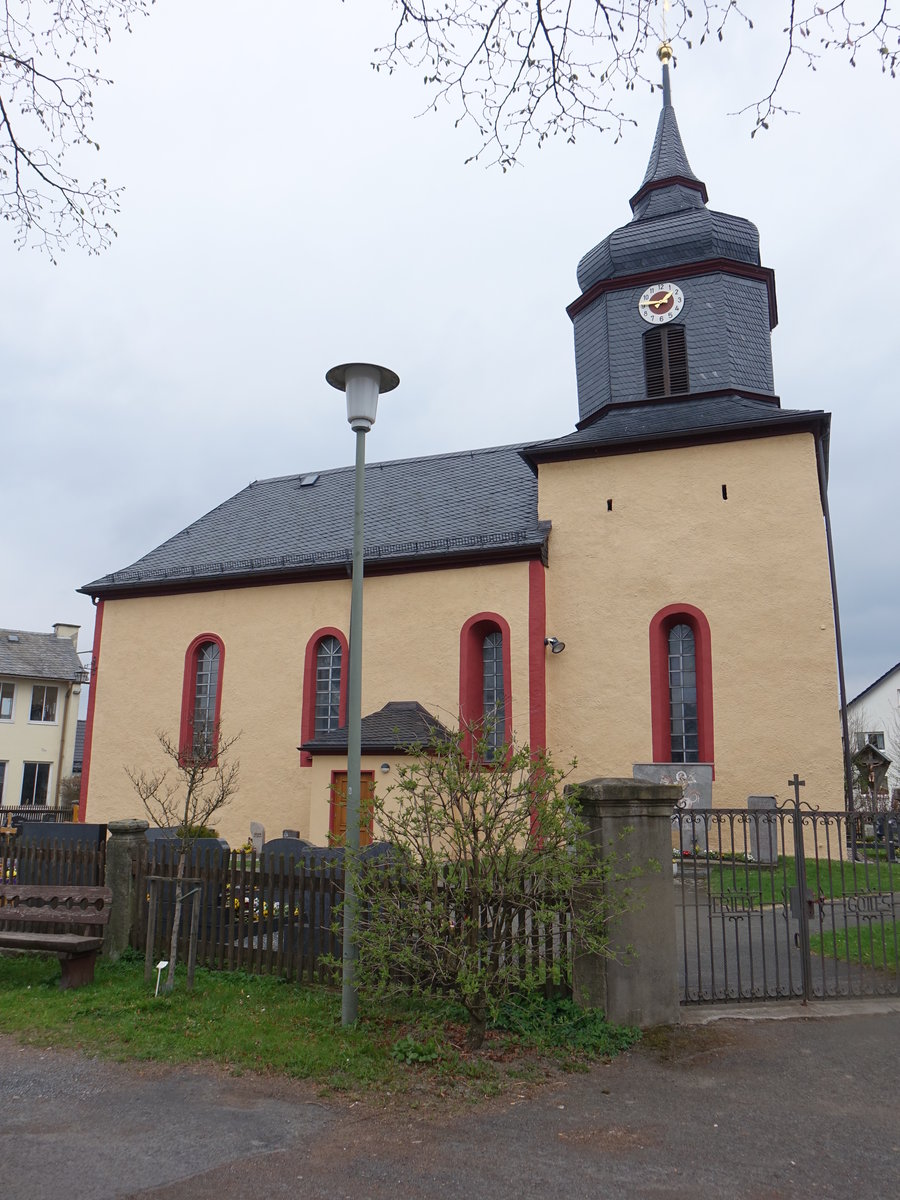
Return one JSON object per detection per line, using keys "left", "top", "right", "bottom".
{"left": 658, "top": 0, "right": 673, "bottom": 64}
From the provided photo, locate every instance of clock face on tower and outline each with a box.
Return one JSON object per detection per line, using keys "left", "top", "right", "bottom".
{"left": 638, "top": 282, "right": 685, "bottom": 324}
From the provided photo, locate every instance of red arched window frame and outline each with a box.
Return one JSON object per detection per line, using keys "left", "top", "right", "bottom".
{"left": 649, "top": 603, "right": 714, "bottom": 770}
{"left": 459, "top": 612, "right": 513, "bottom": 758}
{"left": 299, "top": 627, "right": 349, "bottom": 767}
{"left": 179, "top": 633, "right": 226, "bottom": 765}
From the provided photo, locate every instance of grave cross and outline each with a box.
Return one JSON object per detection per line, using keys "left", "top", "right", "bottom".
{"left": 788, "top": 773, "right": 805, "bottom": 804}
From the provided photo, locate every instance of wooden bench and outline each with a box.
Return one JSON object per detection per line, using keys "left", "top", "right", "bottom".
{"left": 0, "top": 883, "right": 113, "bottom": 989}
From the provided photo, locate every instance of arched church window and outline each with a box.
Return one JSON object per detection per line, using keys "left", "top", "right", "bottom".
{"left": 459, "top": 613, "right": 512, "bottom": 758}
{"left": 180, "top": 634, "right": 225, "bottom": 763}
{"left": 667, "top": 623, "right": 698, "bottom": 763}
{"left": 315, "top": 636, "right": 343, "bottom": 734}
{"left": 649, "top": 605, "right": 714, "bottom": 768}
{"left": 482, "top": 629, "right": 506, "bottom": 758}
{"left": 299, "top": 627, "right": 349, "bottom": 766}
{"left": 644, "top": 325, "right": 689, "bottom": 398}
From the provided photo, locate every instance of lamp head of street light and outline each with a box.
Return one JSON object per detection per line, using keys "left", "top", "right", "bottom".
{"left": 326, "top": 362, "right": 400, "bottom": 432}
{"left": 544, "top": 636, "right": 566, "bottom": 654}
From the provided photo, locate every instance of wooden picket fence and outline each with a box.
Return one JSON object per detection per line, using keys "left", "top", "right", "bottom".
{"left": 133, "top": 845, "right": 573, "bottom": 989}
{"left": 0, "top": 834, "right": 106, "bottom": 891}
{"left": 134, "top": 845, "right": 345, "bottom": 984}
{"left": 0, "top": 834, "right": 573, "bottom": 988}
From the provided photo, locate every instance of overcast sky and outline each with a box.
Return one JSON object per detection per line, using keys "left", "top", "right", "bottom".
{"left": 1, "top": 2, "right": 896, "bottom": 707}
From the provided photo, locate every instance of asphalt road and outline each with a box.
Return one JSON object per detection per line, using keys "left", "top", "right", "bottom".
{"left": 2, "top": 1004, "right": 899, "bottom": 1200}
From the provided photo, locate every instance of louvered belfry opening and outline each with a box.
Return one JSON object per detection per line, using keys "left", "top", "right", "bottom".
{"left": 644, "top": 325, "right": 689, "bottom": 398}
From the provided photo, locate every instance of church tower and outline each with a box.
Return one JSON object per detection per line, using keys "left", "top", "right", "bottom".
{"left": 526, "top": 46, "right": 846, "bottom": 809}
{"left": 570, "top": 45, "right": 776, "bottom": 425}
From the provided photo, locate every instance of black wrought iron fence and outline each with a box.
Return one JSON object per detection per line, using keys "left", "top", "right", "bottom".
{"left": 674, "top": 801, "right": 900, "bottom": 1003}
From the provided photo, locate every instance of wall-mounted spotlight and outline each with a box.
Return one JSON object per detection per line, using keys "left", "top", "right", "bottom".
{"left": 544, "top": 637, "right": 566, "bottom": 654}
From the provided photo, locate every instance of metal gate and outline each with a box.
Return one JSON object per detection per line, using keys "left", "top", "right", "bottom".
{"left": 674, "top": 799, "right": 900, "bottom": 1003}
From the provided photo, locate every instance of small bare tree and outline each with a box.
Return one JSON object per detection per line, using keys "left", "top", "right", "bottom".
{"left": 125, "top": 728, "right": 239, "bottom": 992}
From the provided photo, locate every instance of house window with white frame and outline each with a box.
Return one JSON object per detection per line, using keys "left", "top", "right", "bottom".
{"left": 855, "top": 731, "right": 885, "bottom": 752}
{"left": 0, "top": 682, "right": 13, "bottom": 721}
{"left": 29, "top": 685, "right": 58, "bottom": 723}
{"left": 21, "top": 762, "right": 51, "bottom": 805}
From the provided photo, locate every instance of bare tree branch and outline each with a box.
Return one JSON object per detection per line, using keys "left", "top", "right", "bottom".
{"left": 0, "top": 1, "right": 153, "bottom": 259}
{"left": 374, "top": 2, "right": 900, "bottom": 166}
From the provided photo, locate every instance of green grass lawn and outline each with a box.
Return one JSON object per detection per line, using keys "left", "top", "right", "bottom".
{"left": 703, "top": 856, "right": 900, "bottom": 906}
{"left": 0, "top": 951, "right": 638, "bottom": 1097}
{"left": 810, "top": 922, "right": 900, "bottom": 971}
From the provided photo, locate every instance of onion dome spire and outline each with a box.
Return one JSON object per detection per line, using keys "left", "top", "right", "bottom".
{"left": 629, "top": 43, "right": 708, "bottom": 221}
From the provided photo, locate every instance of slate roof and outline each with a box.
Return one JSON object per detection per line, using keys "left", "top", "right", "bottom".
{"left": 524, "top": 395, "right": 831, "bottom": 463}
{"left": 82, "top": 443, "right": 548, "bottom": 597}
{"left": 575, "top": 75, "right": 760, "bottom": 294}
{"left": 632, "top": 101, "right": 705, "bottom": 205}
{"left": 0, "top": 629, "right": 85, "bottom": 682}
{"left": 302, "top": 701, "right": 451, "bottom": 754}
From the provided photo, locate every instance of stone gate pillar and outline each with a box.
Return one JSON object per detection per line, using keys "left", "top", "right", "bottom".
{"left": 569, "top": 777, "right": 681, "bottom": 1028}
{"left": 103, "top": 818, "right": 149, "bottom": 961}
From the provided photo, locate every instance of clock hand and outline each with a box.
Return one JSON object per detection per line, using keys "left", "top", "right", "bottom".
{"left": 640, "top": 291, "right": 673, "bottom": 309}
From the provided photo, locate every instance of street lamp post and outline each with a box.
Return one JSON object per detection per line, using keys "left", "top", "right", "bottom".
{"left": 326, "top": 361, "right": 399, "bottom": 1027}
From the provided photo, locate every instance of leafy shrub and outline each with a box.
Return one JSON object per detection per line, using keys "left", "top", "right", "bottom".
{"left": 493, "top": 993, "right": 640, "bottom": 1055}
{"left": 391, "top": 1034, "right": 442, "bottom": 1065}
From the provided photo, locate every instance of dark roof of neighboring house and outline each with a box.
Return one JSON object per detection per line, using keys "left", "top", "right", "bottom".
{"left": 0, "top": 629, "right": 84, "bottom": 683}
{"left": 847, "top": 662, "right": 900, "bottom": 708}
{"left": 81, "top": 443, "right": 549, "bottom": 597}
{"left": 73, "top": 719, "right": 87, "bottom": 773}
{"left": 301, "top": 701, "right": 451, "bottom": 755}
{"left": 523, "top": 394, "right": 830, "bottom": 464}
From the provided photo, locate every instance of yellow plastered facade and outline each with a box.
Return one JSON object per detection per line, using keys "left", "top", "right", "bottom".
{"left": 84, "top": 429, "right": 844, "bottom": 846}
{"left": 538, "top": 430, "right": 844, "bottom": 808}
{"left": 86, "top": 562, "right": 532, "bottom": 847}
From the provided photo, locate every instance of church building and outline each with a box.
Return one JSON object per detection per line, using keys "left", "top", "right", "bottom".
{"left": 78, "top": 54, "right": 846, "bottom": 847}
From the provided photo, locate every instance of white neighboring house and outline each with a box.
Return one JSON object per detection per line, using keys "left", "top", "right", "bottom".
{"left": 0, "top": 625, "right": 86, "bottom": 812}
{"left": 846, "top": 662, "right": 900, "bottom": 795}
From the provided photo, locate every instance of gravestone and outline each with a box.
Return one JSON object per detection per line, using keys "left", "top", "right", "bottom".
{"left": 747, "top": 795, "right": 778, "bottom": 864}
{"left": 259, "top": 836, "right": 313, "bottom": 867}
{"left": 633, "top": 763, "right": 713, "bottom": 852}
{"left": 249, "top": 821, "right": 265, "bottom": 854}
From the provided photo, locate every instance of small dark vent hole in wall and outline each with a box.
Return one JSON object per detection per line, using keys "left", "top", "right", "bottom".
{"left": 721, "top": 484, "right": 728, "bottom": 501}
{"left": 607, "top": 499, "right": 613, "bottom": 512}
